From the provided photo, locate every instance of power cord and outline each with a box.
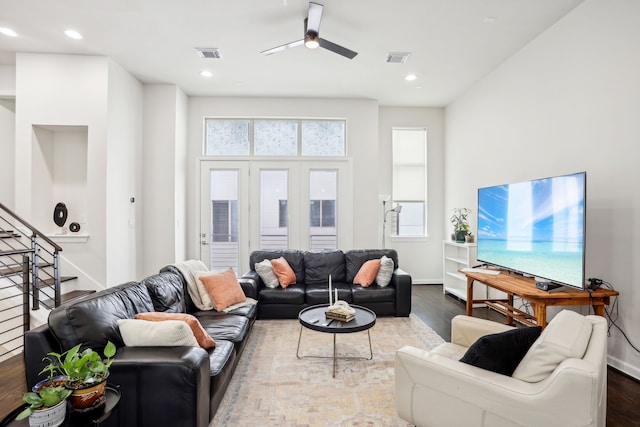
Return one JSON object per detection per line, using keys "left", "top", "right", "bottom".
{"left": 588, "top": 278, "right": 640, "bottom": 354}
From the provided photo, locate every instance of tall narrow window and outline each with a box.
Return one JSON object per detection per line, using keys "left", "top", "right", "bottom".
{"left": 392, "top": 128, "right": 427, "bottom": 236}
{"left": 309, "top": 170, "right": 337, "bottom": 250}
{"left": 260, "top": 170, "right": 288, "bottom": 249}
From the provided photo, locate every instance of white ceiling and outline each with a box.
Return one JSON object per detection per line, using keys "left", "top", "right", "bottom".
{"left": 0, "top": 0, "right": 584, "bottom": 106}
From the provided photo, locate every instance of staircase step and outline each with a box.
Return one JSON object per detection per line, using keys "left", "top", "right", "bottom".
{"left": 0, "top": 230, "right": 21, "bottom": 239}
{"left": 39, "top": 289, "right": 96, "bottom": 309}
{"left": 37, "top": 276, "right": 77, "bottom": 287}
{"left": 0, "top": 265, "right": 24, "bottom": 277}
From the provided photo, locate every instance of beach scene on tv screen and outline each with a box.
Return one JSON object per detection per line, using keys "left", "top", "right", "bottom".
{"left": 477, "top": 173, "right": 585, "bottom": 287}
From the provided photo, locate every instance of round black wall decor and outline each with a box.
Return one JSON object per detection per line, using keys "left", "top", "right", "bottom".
{"left": 69, "top": 222, "right": 81, "bottom": 233}
{"left": 53, "top": 203, "right": 68, "bottom": 227}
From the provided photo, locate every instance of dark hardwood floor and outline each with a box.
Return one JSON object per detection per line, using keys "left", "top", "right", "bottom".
{"left": 1, "top": 284, "right": 638, "bottom": 425}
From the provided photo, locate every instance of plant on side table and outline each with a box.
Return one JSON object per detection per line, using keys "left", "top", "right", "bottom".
{"left": 450, "top": 207, "right": 472, "bottom": 243}
{"left": 43, "top": 341, "right": 116, "bottom": 411}
{"left": 16, "top": 386, "right": 71, "bottom": 427}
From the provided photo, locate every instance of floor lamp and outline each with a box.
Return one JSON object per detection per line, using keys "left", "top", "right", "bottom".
{"left": 382, "top": 201, "right": 402, "bottom": 248}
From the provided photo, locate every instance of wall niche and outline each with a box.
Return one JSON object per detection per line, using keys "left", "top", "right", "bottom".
{"left": 31, "top": 124, "right": 88, "bottom": 240}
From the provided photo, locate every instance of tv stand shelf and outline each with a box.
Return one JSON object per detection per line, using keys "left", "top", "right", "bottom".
{"left": 462, "top": 270, "right": 619, "bottom": 328}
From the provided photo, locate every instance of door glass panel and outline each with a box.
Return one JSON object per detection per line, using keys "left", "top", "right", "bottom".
{"left": 309, "top": 170, "right": 337, "bottom": 250}
{"left": 210, "top": 170, "right": 239, "bottom": 271}
{"left": 260, "top": 170, "right": 288, "bottom": 249}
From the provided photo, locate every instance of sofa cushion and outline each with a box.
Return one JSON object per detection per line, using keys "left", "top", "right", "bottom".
{"left": 258, "top": 284, "right": 306, "bottom": 305}
{"left": 135, "top": 312, "right": 216, "bottom": 349}
{"left": 345, "top": 249, "right": 399, "bottom": 283}
{"left": 376, "top": 255, "right": 394, "bottom": 287}
{"left": 48, "top": 281, "right": 154, "bottom": 350}
{"left": 249, "top": 250, "right": 305, "bottom": 284}
{"left": 254, "top": 259, "right": 279, "bottom": 288}
{"left": 117, "top": 319, "right": 200, "bottom": 347}
{"left": 459, "top": 326, "right": 542, "bottom": 376}
{"left": 196, "top": 268, "right": 247, "bottom": 311}
{"left": 353, "top": 259, "right": 381, "bottom": 287}
{"left": 351, "top": 284, "right": 395, "bottom": 304}
{"left": 141, "top": 271, "right": 185, "bottom": 313}
{"left": 270, "top": 257, "right": 297, "bottom": 288}
{"left": 513, "top": 310, "right": 593, "bottom": 382}
{"left": 303, "top": 250, "right": 346, "bottom": 284}
{"left": 196, "top": 313, "right": 250, "bottom": 344}
{"left": 305, "top": 282, "right": 352, "bottom": 305}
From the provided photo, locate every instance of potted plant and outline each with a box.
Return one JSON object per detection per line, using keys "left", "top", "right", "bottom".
{"left": 43, "top": 341, "right": 116, "bottom": 410}
{"left": 450, "top": 208, "right": 471, "bottom": 243}
{"left": 16, "top": 386, "right": 71, "bottom": 427}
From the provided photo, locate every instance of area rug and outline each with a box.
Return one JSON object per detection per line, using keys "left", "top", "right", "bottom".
{"left": 210, "top": 314, "right": 445, "bottom": 427}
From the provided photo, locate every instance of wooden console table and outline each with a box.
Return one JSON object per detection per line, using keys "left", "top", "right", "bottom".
{"left": 462, "top": 270, "right": 619, "bottom": 328}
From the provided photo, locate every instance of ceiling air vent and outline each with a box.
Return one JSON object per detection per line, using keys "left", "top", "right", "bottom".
{"left": 195, "top": 48, "right": 222, "bottom": 59}
{"left": 385, "top": 52, "right": 411, "bottom": 64}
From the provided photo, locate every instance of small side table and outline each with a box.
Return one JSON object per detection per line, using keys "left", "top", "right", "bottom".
{"left": 1, "top": 386, "right": 121, "bottom": 427}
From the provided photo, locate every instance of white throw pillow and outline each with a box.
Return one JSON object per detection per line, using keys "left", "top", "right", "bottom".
{"left": 512, "top": 310, "right": 593, "bottom": 382}
{"left": 255, "top": 259, "right": 280, "bottom": 288}
{"left": 117, "top": 319, "right": 199, "bottom": 347}
{"left": 376, "top": 255, "right": 394, "bottom": 287}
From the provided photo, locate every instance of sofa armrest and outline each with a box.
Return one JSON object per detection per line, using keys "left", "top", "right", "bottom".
{"left": 242, "top": 270, "right": 263, "bottom": 290}
{"left": 24, "top": 323, "right": 62, "bottom": 389}
{"left": 450, "top": 315, "right": 515, "bottom": 347}
{"left": 109, "top": 346, "right": 210, "bottom": 427}
{"left": 391, "top": 268, "right": 411, "bottom": 316}
{"left": 238, "top": 276, "right": 258, "bottom": 300}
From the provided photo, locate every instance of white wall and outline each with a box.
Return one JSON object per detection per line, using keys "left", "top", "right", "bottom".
{"left": 186, "top": 97, "right": 378, "bottom": 262}
{"left": 141, "top": 84, "right": 188, "bottom": 276}
{"left": 445, "top": 0, "right": 640, "bottom": 378}
{"left": 0, "top": 66, "right": 16, "bottom": 209}
{"left": 379, "top": 107, "right": 445, "bottom": 283}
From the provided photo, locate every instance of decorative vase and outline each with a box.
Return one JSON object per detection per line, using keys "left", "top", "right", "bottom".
{"left": 28, "top": 399, "right": 67, "bottom": 427}
{"left": 455, "top": 230, "right": 467, "bottom": 243}
{"left": 465, "top": 234, "right": 475, "bottom": 243}
{"left": 67, "top": 379, "right": 108, "bottom": 410}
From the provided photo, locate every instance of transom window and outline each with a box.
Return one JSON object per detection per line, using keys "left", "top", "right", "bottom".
{"left": 204, "top": 118, "right": 346, "bottom": 157}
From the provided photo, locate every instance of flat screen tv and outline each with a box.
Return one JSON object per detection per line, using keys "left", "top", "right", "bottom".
{"left": 477, "top": 171, "right": 586, "bottom": 290}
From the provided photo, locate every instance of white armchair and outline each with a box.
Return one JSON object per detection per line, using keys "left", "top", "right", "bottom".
{"left": 395, "top": 312, "right": 607, "bottom": 427}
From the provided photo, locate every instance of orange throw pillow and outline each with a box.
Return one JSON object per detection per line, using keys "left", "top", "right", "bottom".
{"left": 270, "top": 257, "right": 296, "bottom": 288}
{"left": 197, "top": 268, "right": 247, "bottom": 311}
{"left": 135, "top": 312, "right": 216, "bottom": 349}
{"left": 353, "top": 259, "right": 382, "bottom": 287}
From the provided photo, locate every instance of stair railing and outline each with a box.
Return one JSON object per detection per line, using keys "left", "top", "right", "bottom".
{"left": 0, "top": 202, "right": 63, "bottom": 311}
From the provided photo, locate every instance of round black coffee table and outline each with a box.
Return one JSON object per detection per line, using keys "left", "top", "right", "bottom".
{"left": 297, "top": 304, "right": 376, "bottom": 377}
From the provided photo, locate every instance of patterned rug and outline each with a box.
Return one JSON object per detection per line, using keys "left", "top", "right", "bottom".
{"left": 210, "top": 314, "right": 445, "bottom": 427}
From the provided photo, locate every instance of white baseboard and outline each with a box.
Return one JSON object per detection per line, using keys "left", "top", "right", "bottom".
{"left": 607, "top": 355, "right": 640, "bottom": 381}
{"left": 412, "top": 279, "right": 443, "bottom": 285}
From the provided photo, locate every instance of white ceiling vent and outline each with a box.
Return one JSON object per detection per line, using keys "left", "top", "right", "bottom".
{"left": 195, "top": 48, "right": 222, "bottom": 59}
{"left": 385, "top": 52, "right": 411, "bottom": 63}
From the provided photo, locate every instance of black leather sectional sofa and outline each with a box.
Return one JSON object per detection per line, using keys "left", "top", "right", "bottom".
{"left": 23, "top": 249, "right": 411, "bottom": 427}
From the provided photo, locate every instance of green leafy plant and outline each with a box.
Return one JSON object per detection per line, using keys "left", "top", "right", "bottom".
{"left": 15, "top": 386, "right": 71, "bottom": 420}
{"left": 450, "top": 207, "right": 471, "bottom": 233}
{"left": 43, "top": 341, "right": 116, "bottom": 386}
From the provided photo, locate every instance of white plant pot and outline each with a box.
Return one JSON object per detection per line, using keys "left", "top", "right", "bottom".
{"left": 28, "top": 399, "right": 67, "bottom": 427}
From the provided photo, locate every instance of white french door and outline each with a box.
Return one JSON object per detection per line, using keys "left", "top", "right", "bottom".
{"left": 199, "top": 159, "right": 352, "bottom": 273}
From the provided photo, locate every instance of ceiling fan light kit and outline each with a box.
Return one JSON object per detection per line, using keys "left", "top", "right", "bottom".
{"left": 262, "top": 2, "right": 357, "bottom": 59}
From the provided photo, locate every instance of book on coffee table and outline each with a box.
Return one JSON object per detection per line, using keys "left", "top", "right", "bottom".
{"left": 325, "top": 309, "right": 355, "bottom": 322}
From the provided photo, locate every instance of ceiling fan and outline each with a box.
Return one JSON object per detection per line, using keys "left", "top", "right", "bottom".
{"left": 261, "top": 2, "right": 358, "bottom": 59}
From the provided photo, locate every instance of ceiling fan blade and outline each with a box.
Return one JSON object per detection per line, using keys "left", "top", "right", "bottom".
{"left": 306, "top": 2, "right": 323, "bottom": 34}
{"left": 261, "top": 39, "right": 304, "bottom": 56}
{"left": 319, "top": 38, "right": 358, "bottom": 59}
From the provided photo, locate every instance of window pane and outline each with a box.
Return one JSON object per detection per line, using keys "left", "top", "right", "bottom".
{"left": 397, "top": 202, "right": 425, "bottom": 236}
{"left": 301, "top": 120, "right": 345, "bottom": 156}
{"left": 279, "top": 200, "right": 288, "bottom": 228}
{"left": 321, "top": 200, "right": 335, "bottom": 227}
{"left": 260, "top": 170, "right": 288, "bottom": 249}
{"left": 254, "top": 120, "right": 298, "bottom": 156}
{"left": 310, "top": 200, "right": 321, "bottom": 227}
{"left": 205, "top": 119, "right": 250, "bottom": 155}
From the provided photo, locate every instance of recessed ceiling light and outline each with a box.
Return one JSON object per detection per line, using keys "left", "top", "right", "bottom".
{"left": 200, "top": 70, "right": 214, "bottom": 78}
{"left": 64, "top": 29, "right": 83, "bottom": 40}
{"left": 0, "top": 27, "right": 18, "bottom": 37}
{"left": 404, "top": 74, "right": 417, "bottom": 81}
